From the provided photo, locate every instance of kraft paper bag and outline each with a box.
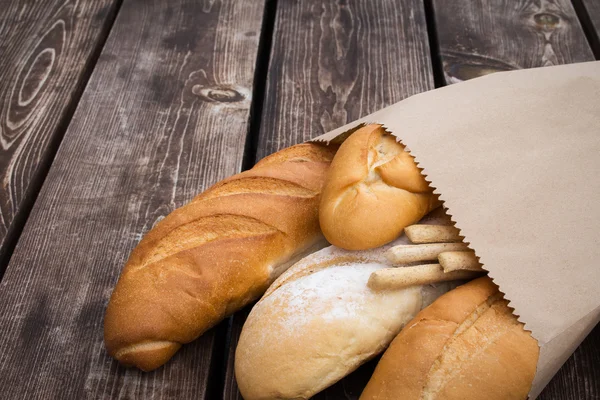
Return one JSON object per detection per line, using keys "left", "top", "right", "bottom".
{"left": 311, "top": 61, "right": 600, "bottom": 398}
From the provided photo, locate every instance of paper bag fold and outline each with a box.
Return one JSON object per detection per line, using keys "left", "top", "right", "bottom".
{"left": 311, "top": 61, "right": 600, "bottom": 397}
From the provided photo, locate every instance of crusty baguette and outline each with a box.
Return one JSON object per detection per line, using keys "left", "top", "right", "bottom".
{"left": 319, "top": 124, "right": 440, "bottom": 250}
{"left": 234, "top": 241, "right": 457, "bottom": 400}
{"left": 360, "top": 277, "right": 540, "bottom": 400}
{"left": 104, "top": 143, "right": 335, "bottom": 371}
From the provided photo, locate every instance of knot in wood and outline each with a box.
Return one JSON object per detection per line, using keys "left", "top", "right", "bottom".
{"left": 533, "top": 13, "right": 560, "bottom": 30}
{"left": 191, "top": 85, "right": 245, "bottom": 103}
{"left": 441, "top": 53, "right": 516, "bottom": 84}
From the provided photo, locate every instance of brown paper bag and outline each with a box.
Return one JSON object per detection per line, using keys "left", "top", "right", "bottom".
{"left": 311, "top": 61, "right": 600, "bottom": 398}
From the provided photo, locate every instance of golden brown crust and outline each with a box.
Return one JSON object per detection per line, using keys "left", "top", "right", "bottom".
{"left": 319, "top": 124, "right": 439, "bottom": 250}
{"left": 360, "top": 277, "right": 540, "bottom": 400}
{"left": 104, "top": 143, "right": 335, "bottom": 371}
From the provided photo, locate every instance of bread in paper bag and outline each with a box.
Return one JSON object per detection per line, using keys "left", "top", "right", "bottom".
{"left": 309, "top": 61, "right": 600, "bottom": 398}
{"left": 360, "top": 277, "right": 539, "bottom": 400}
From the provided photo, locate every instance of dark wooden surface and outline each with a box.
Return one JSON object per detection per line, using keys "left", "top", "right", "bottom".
{"left": 0, "top": 0, "right": 119, "bottom": 273}
{"left": 0, "top": 0, "right": 265, "bottom": 398}
{"left": 0, "top": 0, "right": 598, "bottom": 399}
{"left": 224, "top": 0, "right": 435, "bottom": 398}
{"left": 581, "top": 0, "right": 600, "bottom": 43}
{"left": 432, "top": 1, "right": 599, "bottom": 399}
{"left": 432, "top": 0, "right": 594, "bottom": 84}
{"left": 254, "top": 0, "right": 434, "bottom": 161}
{"left": 543, "top": 324, "right": 600, "bottom": 400}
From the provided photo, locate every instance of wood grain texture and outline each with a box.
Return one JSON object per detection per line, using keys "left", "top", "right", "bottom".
{"left": 432, "top": 0, "right": 594, "bottom": 84}
{"left": 224, "top": 0, "right": 434, "bottom": 398}
{"left": 0, "top": 0, "right": 265, "bottom": 398}
{"left": 541, "top": 324, "right": 600, "bottom": 399}
{"left": 432, "top": 1, "right": 598, "bottom": 398}
{"left": 0, "top": 0, "right": 119, "bottom": 269}
{"left": 255, "top": 0, "right": 434, "bottom": 161}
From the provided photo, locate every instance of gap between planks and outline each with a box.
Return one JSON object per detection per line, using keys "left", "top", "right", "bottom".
{"left": 572, "top": 0, "right": 600, "bottom": 58}
{"left": 241, "top": 0, "right": 279, "bottom": 172}
{"left": 423, "top": 0, "right": 446, "bottom": 88}
{"left": 219, "top": 0, "right": 279, "bottom": 397}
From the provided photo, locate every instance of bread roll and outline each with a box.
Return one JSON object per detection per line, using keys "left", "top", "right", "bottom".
{"left": 104, "top": 143, "right": 335, "bottom": 371}
{"left": 319, "top": 124, "right": 440, "bottom": 250}
{"left": 234, "top": 241, "right": 456, "bottom": 400}
{"left": 360, "top": 277, "right": 540, "bottom": 400}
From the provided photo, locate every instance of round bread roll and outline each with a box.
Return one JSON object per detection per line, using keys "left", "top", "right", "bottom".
{"left": 360, "top": 277, "right": 540, "bottom": 400}
{"left": 319, "top": 124, "right": 440, "bottom": 250}
{"left": 234, "top": 241, "right": 456, "bottom": 400}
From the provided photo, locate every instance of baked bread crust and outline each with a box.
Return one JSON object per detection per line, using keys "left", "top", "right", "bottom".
{"left": 360, "top": 277, "right": 540, "bottom": 400}
{"left": 234, "top": 242, "right": 455, "bottom": 400}
{"left": 104, "top": 143, "right": 335, "bottom": 371}
{"left": 319, "top": 124, "right": 439, "bottom": 250}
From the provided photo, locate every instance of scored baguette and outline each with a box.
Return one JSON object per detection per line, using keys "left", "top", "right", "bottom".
{"left": 360, "top": 277, "right": 540, "bottom": 400}
{"left": 104, "top": 143, "right": 335, "bottom": 371}
{"left": 319, "top": 124, "right": 440, "bottom": 250}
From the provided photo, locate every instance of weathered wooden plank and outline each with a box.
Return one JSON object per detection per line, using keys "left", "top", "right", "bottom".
{"left": 581, "top": 0, "right": 600, "bottom": 37}
{"left": 432, "top": 0, "right": 594, "bottom": 84}
{"left": 224, "top": 0, "right": 434, "bottom": 398}
{"left": 580, "top": 0, "right": 600, "bottom": 54}
{"left": 0, "top": 0, "right": 120, "bottom": 274}
{"left": 0, "top": 0, "right": 265, "bottom": 398}
{"left": 432, "top": 1, "right": 598, "bottom": 398}
{"left": 255, "top": 0, "right": 434, "bottom": 160}
{"left": 541, "top": 324, "right": 600, "bottom": 399}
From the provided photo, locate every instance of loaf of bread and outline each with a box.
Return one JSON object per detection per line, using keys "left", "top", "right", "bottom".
{"left": 234, "top": 238, "right": 457, "bottom": 400}
{"left": 104, "top": 143, "right": 335, "bottom": 371}
{"left": 360, "top": 277, "right": 540, "bottom": 400}
{"left": 319, "top": 124, "right": 440, "bottom": 250}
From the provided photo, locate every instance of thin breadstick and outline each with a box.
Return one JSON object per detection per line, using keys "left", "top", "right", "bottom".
{"left": 405, "top": 224, "right": 462, "bottom": 243}
{"left": 438, "top": 251, "right": 483, "bottom": 272}
{"left": 367, "top": 264, "right": 482, "bottom": 291}
{"left": 385, "top": 243, "right": 468, "bottom": 265}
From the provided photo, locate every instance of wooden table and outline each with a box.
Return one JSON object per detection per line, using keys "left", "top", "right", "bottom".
{"left": 0, "top": 0, "right": 598, "bottom": 398}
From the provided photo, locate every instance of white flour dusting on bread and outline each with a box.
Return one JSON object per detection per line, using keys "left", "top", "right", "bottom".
{"left": 235, "top": 213, "right": 457, "bottom": 400}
